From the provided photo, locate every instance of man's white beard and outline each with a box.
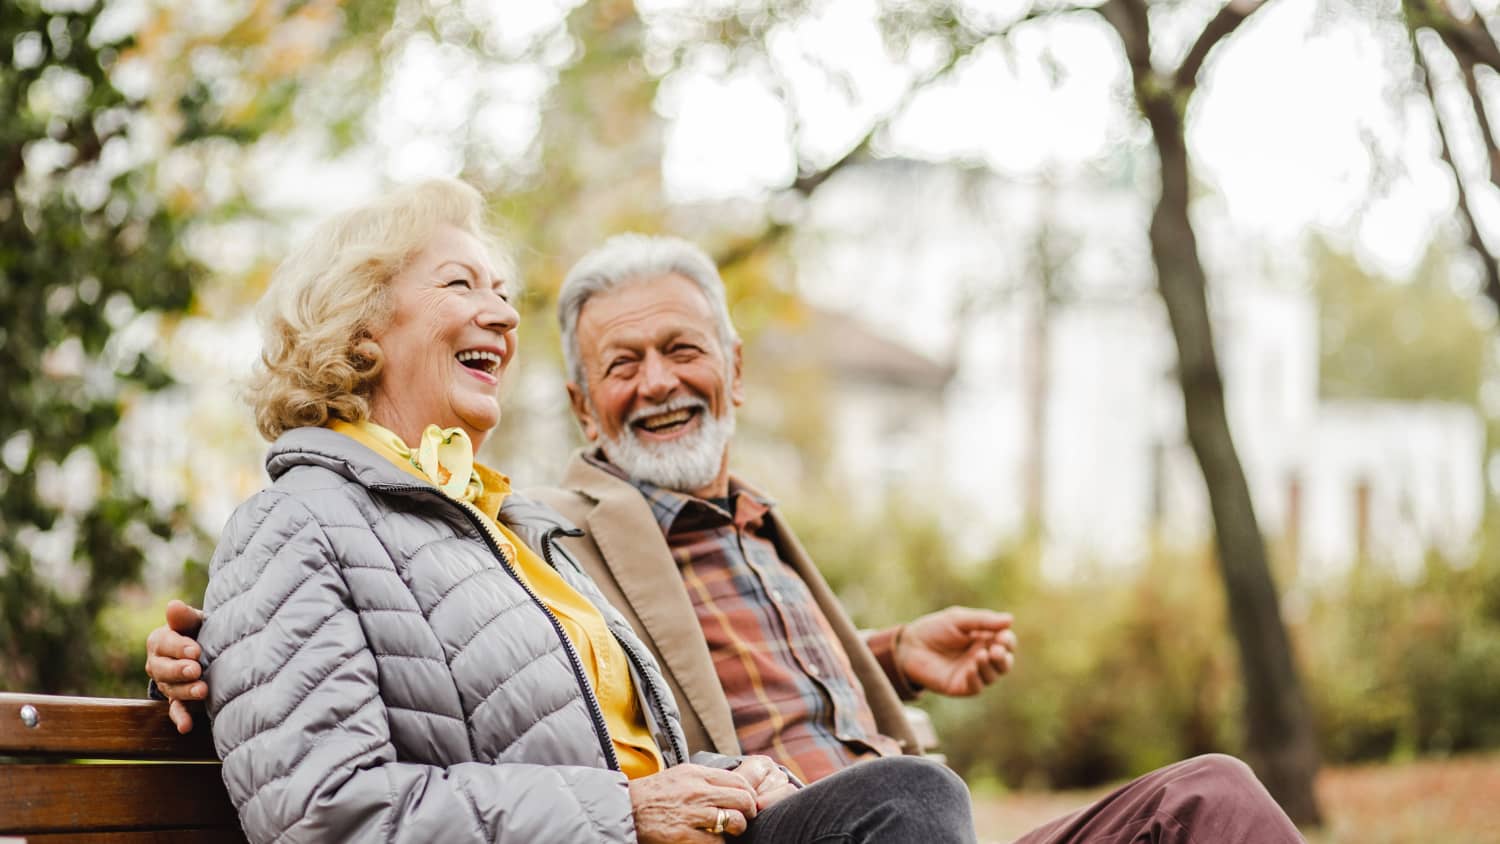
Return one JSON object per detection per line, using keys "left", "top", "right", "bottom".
{"left": 598, "top": 396, "right": 735, "bottom": 493}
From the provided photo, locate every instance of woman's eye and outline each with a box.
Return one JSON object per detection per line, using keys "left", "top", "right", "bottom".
{"left": 445, "top": 278, "right": 472, "bottom": 289}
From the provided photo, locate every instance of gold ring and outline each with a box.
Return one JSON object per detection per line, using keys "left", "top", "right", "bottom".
{"left": 710, "top": 807, "right": 727, "bottom": 834}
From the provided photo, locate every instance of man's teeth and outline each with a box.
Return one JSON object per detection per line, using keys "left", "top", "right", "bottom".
{"left": 456, "top": 350, "right": 501, "bottom": 373}
{"left": 638, "top": 408, "right": 693, "bottom": 431}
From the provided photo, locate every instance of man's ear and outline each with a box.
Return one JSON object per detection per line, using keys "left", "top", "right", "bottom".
{"left": 566, "top": 381, "right": 600, "bottom": 441}
{"left": 730, "top": 340, "right": 745, "bottom": 406}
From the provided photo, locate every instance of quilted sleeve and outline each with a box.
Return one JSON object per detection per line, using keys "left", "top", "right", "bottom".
{"left": 199, "top": 489, "right": 638, "bottom": 844}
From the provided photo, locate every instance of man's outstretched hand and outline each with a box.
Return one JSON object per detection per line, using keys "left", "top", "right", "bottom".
{"left": 144, "top": 599, "right": 207, "bottom": 734}
{"left": 897, "top": 607, "right": 1017, "bottom": 697}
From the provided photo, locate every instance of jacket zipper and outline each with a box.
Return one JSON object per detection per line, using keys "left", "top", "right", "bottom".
{"left": 373, "top": 483, "right": 620, "bottom": 772}
{"left": 542, "top": 529, "right": 688, "bottom": 766}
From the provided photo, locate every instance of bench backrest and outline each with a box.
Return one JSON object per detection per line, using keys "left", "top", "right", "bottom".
{"left": 0, "top": 692, "right": 245, "bottom": 843}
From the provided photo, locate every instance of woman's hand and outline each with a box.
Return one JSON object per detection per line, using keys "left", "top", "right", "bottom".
{"left": 629, "top": 764, "right": 757, "bottom": 842}
{"left": 731, "top": 756, "right": 799, "bottom": 812}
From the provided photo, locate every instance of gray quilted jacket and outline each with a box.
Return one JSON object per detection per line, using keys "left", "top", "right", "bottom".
{"left": 198, "top": 427, "right": 689, "bottom": 843}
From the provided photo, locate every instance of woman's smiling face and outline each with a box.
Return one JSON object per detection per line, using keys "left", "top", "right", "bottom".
{"left": 367, "top": 224, "right": 519, "bottom": 450}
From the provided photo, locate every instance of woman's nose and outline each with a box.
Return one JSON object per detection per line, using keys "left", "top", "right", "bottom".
{"left": 477, "top": 293, "right": 519, "bottom": 335}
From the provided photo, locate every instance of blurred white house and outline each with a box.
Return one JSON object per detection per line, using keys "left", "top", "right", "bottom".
{"left": 774, "top": 158, "right": 1485, "bottom": 582}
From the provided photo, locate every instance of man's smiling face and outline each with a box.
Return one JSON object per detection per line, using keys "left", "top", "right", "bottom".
{"left": 567, "top": 272, "right": 743, "bottom": 497}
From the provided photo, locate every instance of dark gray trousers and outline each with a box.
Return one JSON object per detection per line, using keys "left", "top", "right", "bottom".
{"left": 737, "top": 755, "right": 978, "bottom": 843}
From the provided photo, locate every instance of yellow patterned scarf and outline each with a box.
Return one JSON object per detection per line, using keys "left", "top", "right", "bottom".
{"left": 356, "top": 420, "right": 483, "bottom": 503}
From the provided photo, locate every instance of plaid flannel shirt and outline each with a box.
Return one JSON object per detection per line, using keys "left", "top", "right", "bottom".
{"left": 589, "top": 454, "right": 903, "bottom": 782}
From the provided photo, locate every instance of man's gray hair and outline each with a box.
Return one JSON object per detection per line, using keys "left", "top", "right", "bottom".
{"left": 558, "top": 233, "right": 739, "bottom": 386}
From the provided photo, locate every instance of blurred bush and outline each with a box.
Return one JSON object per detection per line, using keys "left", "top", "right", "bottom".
{"left": 792, "top": 496, "right": 1500, "bottom": 790}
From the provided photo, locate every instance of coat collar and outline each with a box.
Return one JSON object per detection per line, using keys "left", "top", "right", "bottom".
{"left": 268, "top": 426, "right": 582, "bottom": 542}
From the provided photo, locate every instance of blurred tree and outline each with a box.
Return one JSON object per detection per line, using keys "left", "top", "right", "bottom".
{"left": 0, "top": 0, "right": 393, "bottom": 694}
{"left": 1094, "top": 0, "right": 1322, "bottom": 823}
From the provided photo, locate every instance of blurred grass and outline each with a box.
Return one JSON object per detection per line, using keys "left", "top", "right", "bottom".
{"left": 969, "top": 752, "right": 1500, "bottom": 843}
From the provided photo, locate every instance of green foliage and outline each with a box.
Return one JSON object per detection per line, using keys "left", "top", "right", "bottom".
{"left": 1306, "top": 531, "right": 1500, "bottom": 762}
{"left": 1313, "top": 237, "right": 1487, "bottom": 404}
{"left": 0, "top": 0, "right": 394, "bottom": 695}
{"left": 0, "top": 0, "right": 202, "bottom": 694}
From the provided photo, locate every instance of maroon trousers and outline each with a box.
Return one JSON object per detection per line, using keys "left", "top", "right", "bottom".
{"left": 1011, "top": 755, "right": 1306, "bottom": 843}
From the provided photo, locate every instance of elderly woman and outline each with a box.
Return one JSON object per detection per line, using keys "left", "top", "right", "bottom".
{"left": 187, "top": 178, "right": 975, "bottom": 843}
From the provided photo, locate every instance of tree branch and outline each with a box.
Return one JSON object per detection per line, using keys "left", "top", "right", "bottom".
{"left": 1456, "top": 55, "right": 1500, "bottom": 187}
{"left": 1413, "top": 28, "right": 1500, "bottom": 310}
{"left": 1175, "top": 0, "right": 1270, "bottom": 90}
{"left": 1427, "top": 3, "right": 1500, "bottom": 72}
{"left": 719, "top": 2, "right": 1100, "bottom": 271}
{"left": 1098, "top": 0, "right": 1152, "bottom": 79}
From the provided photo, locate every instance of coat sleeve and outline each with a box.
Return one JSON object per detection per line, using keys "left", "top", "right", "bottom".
{"left": 199, "top": 490, "right": 638, "bottom": 844}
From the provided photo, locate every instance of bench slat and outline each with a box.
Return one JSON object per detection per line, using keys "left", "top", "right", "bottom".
{"left": 4, "top": 828, "right": 236, "bottom": 843}
{"left": 0, "top": 694, "right": 215, "bottom": 759}
{"left": 0, "top": 763, "right": 241, "bottom": 835}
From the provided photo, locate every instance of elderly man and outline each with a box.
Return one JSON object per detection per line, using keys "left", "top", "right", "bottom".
{"left": 147, "top": 234, "right": 1305, "bottom": 842}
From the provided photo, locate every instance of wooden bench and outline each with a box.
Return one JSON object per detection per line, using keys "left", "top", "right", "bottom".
{"left": 0, "top": 692, "right": 244, "bottom": 843}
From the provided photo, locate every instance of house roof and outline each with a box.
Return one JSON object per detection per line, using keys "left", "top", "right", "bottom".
{"left": 751, "top": 306, "right": 956, "bottom": 393}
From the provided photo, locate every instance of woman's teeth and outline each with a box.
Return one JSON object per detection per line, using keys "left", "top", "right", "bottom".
{"left": 456, "top": 350, "right": 502, "bottom": 374}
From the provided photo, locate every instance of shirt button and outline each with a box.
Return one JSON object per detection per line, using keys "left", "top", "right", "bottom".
{"left": 807, "top": 663, "right": 821, "bottom": 677}
{"left": 770, "top": 589, "right": 784, "bottom": 602}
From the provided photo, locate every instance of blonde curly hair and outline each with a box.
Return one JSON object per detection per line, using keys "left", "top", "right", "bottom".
{"left": 249, "top": 178, "right": 512, "bottom": 441}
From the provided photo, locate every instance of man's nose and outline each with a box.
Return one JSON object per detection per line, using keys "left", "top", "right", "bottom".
{"left": 639, "top": 351, "right": 678, "bottom": 400}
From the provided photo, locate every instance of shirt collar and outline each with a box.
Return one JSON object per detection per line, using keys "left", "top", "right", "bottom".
{"left": 583, "top": 448, "right": 773, "bottom": 536}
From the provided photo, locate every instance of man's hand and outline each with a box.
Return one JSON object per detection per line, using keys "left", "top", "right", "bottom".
{"left": 731, "top": 755, "right": 798, "bottom": 812}
{"left": 144, "top": 600, "right": 207, "bottom": 734}
{"left": 629, "top": 764, "right": 758, "bottom": 842}
{"left": 897, "top": 607, "right": 1017, "bottom": 697}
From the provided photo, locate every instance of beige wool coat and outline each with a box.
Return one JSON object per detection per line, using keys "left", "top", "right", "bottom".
{"left": 527, "top": 451, "right": 921, "bottom": 760}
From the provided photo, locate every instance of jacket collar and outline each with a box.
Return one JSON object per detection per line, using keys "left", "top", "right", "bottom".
{"left": 559, "top": 449, "right": 743, "bottom": 755}
{"left": 268, "top": 427, "right": 582, "bottom": 541}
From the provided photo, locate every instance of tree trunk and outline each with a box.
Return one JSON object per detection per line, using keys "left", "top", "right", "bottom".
{"left": 1137, "top": 88, "right": 1324, "bottom": 826}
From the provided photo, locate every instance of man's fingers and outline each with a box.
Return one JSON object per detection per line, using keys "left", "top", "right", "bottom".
{"left": 990, "top": 642, "right": 1016, "bottom": 673}
{"left": 154, "top": 680, "right": 207, "bottom": 702}
{"left": 165, "top": 600, "right": 204, "bottom": 636}
{"left": 733, "top": 756, "right": 780, "bottom": 788}
{"left": 756, "top": 781, "right": 799, "bottom": 811}
{"left": 149, "top": 628, "right": 201, "bottom": 662}
{"left": 975, "top": 656, "right": 1000, "bottom": 687}
{"left": 998, "top": 629, "right": 1019, "bottom": 653}
{"left": 945, "top": 606, "right": 1013, "bottom": 631}
{"left": 168, "top": 699, "right": 196, "bottom": 735}
{"left": 146, "top": 652, "right": 201, "bottom": 684}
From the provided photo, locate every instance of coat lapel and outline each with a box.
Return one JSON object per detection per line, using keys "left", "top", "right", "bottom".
{"left": 558, "top": 454, "right": 742, "bottom": 755}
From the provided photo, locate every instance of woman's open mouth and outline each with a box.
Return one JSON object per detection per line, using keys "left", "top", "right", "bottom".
{"left": 456, "top": 349, "right": 503, "bottom": 380}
